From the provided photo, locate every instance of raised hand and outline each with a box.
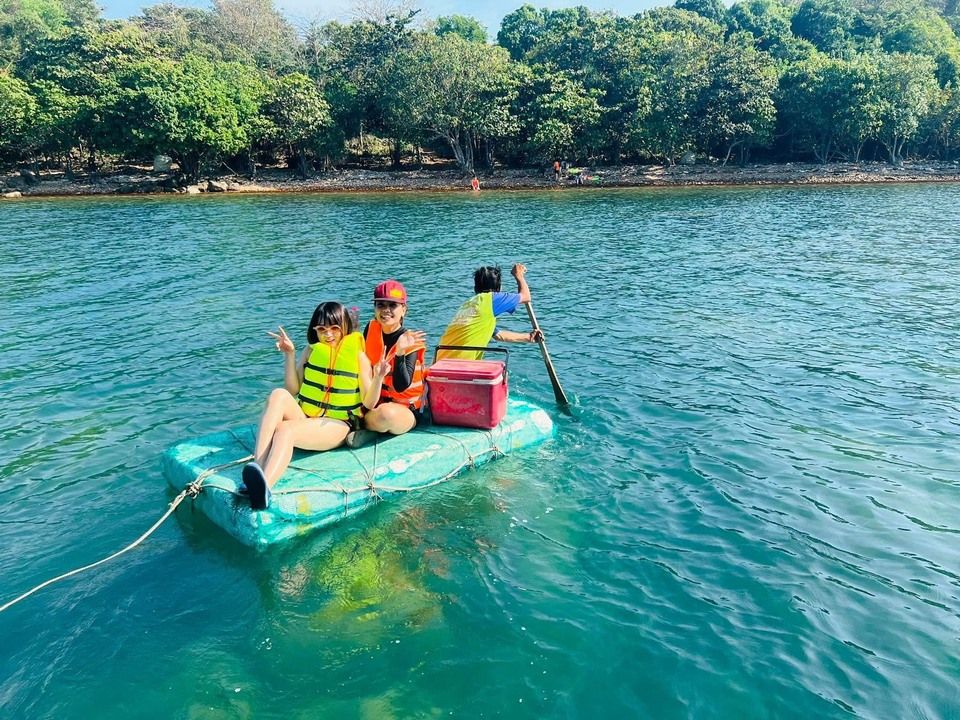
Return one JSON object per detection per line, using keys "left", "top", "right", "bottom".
{"left": 511, "top": 263, "right": 528, "bottom": 278}
{"left": 395, "top": 329, "right": 426, "bottom": 356}
{"left": 267, "top": 325, "right": 295, "bottom": 354}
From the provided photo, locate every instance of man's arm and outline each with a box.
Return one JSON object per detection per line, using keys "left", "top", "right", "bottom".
{"left": 494, "top": 329, "right": 543, "bottom": 343}
{"left": 512, "top": 263, "right": 531, "bottom": 304}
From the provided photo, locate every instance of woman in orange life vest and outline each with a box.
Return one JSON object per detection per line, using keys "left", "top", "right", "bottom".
{"left": 242, "top": 301, "right": 390, "bottom": 510}
{"left": 352, "top": 280, "right": 427, "bottom": 443}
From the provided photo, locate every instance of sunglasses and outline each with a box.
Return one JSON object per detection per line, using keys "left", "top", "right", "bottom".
{"left": 313, "top": 325, "right": 343, "bottom": 335}
{"left": 374, "top": 300, "right": 403, "bottom": 310}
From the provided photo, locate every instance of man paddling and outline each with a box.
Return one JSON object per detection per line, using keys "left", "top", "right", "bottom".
{"left": 436, "top": 264, "right": 542, "bottom": 360}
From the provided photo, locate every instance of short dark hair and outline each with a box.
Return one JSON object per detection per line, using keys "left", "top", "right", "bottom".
{"left": 307, "top": 301, "right": 353, "bottom": 344}
{"left": 474, "top": 265, "right": 502, "bottom": 293}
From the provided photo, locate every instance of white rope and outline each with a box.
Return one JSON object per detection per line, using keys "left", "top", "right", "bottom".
{"left": 0, "top": 451, "right": 257, "bottom": 614}
{"left": 0, "top": 484, "right": 200, "bottom": 614}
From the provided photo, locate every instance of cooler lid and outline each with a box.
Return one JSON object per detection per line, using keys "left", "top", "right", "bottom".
{"left": 427, "top": 359, "right": 505, "bottom": 381}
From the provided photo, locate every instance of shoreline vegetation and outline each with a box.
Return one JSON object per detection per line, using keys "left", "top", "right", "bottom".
{"left": 5, "top": 0, "right": 960, "bottom": 195}
{"left": 4, "top": 161, "right": 960, "bottom": 198}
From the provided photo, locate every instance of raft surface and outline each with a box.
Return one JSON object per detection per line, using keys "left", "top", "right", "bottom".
{"left": 163, "top": 397, "right": 555, "bottom": 547}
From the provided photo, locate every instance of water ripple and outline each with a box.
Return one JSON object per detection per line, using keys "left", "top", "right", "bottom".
{"left": 2, "top": 187, "right": 960, "bottom": 718}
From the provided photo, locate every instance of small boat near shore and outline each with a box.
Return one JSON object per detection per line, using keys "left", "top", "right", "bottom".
{"left": 163, "top": 396, "right": 555, "bottom": 547}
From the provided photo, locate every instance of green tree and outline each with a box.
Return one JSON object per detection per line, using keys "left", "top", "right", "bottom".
{"left": 108, "top": 54, "right": 268, "bottom": 179}
{"left": 304, "top": 12, "right": 418, "bottom": 167}
{"left": 434, "top": 14, "right": 487, "bottom": 43}
{"left": 1, "top": 0, "right": 99, "bottom": 65}
{"left": 396, "top": 33, "right": 518, "bottom": 171}
{"left": 925, "top": 85, "right": 960, "bottom": 158}
{"left": 727, "top": 0, "right": 804, "bottom": 60}
{"left": 881, "top": 5, "right": 960, "bottom": 86}
{"left": 675, "top": 0, "right": 727, "bottom": 25}
{"left": 0, "top": 69, "right": 35, "bottom": 157}
{"left": 209, "top": 0, "right": 299, "bottom": 71}
{"left": 778, "top": 53, "right": 882, "bottom": 161}
{"left": 497, "top": 4, "right": 546, "bottom": 61}
{"left": 133, "top": 3, "right": 219, "bottom": 60}
{"left": 874, "top": 51, "right": 940, "bottom": 163}
{"left": 790, "top": 0, "right": 856, "bottom": 55}
{"left": 623, "top": 9, "right": 725, "bottom": 163}
{"left": 522, "top": 6, "right": 599, "bottom": 73}
{"left": 702, "top": 33, "right": 778, "bottom": 163}
{"left": 262, "top": 73, "right": 332, "bottom": 177}
{"left": 512, "top": 64, "right": 602, "bottom": 162}
{"left": 16, "top": 26, "right": 152, "bottom": 169}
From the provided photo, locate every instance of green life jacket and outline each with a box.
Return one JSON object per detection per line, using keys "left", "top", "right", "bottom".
{"left": 298, "top": 332, "right": 364, "bottom": 421}
{"left": 437, "top": 293, "right": 496, "bottom": 360}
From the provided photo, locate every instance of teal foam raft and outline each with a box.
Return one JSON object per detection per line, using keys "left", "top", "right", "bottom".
{"left": 163, "top": 397, "right": 555, "bottom": 548}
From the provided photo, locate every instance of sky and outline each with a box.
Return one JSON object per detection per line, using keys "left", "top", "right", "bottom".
{"left": 98, "top": 0, "right": 666, "bottom": 38}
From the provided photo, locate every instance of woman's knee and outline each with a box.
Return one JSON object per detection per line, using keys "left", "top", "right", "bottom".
{"left": 366, "top": 403, "right": 415, "bottom": 433}
{"left": 266, "top": 387, "right": 292, "bottom": 408}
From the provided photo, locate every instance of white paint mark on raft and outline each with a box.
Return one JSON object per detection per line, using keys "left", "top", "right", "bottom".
{"left": 531, "top": 410, "right": 553, "bottom": 432}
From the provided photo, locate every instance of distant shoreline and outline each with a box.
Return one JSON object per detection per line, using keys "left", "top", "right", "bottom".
{"left": 5, "top": 161, "right": 960, "bottom": 198}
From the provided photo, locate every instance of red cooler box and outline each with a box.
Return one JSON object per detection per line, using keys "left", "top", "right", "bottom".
{"left": 426, "top": 355, "right": 508, "bottom": 429}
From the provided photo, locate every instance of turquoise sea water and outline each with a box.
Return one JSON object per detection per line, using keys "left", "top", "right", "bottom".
{"left": 1, "top": 186, "right": 958, "bottom": 718}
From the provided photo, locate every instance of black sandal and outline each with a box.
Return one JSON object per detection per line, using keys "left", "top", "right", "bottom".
{"left": 242, "top": 462, "right": 271, "bottom": 510}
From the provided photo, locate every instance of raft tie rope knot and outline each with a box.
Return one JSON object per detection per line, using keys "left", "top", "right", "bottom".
{"left": 186, "top": 478, "right": 205, "bottom": 498}
{"left": 366, "top": 482, "right": 383, "bottom": 502}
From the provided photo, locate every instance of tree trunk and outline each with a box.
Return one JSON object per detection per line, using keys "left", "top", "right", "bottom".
{"left": 464, "top": 130, "right": 474, "bottom": 172}
{"left": 722, "top": 140, "right": 742, "bottom": 166}
{"left": 297, "top": 147, "right": 308, "bottom": 179}
{"left": 391, "top": 138, "right": 402, "bottom": 169}
{"left": 180, "top": 152, "right": 201, "bottom": 182}
{"left": 886, "top": 135, "right": 904, "bottom": 165}
{"left": 446, "top": 133, "right": 468, "bottom": 171}
{"left": 815, "top": 135, "right": 832, "bottom": 164}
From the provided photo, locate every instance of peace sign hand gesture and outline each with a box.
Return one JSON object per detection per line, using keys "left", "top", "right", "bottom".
{"left": 267, "top": 325, "right": 295, "bottom": 355}
{"left": 373, "top": 355, "right": 391, "bottom": 380}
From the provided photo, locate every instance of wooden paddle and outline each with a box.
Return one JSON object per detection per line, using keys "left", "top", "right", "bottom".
{"left": 525, "top": 301, "right": 570, "bottom": 407}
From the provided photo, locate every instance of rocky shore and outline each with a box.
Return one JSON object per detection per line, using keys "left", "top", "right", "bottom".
{"left": 4, "top": 161, "right": 960, "bottom": 199}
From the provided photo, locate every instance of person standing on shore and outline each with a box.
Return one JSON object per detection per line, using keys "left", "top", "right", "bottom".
{"left": 437, "top": 264, "right": 542, "bottom": 360}
{"left": 353, "top": 280, "right": 427, "bottom": 445}
{"left": 553, "top": 160, "right": 561, "bottom": 181}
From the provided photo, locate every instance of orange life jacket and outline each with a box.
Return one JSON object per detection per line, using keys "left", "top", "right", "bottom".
{"left": 364, "top": 320, "right": 425, "bottom": 410}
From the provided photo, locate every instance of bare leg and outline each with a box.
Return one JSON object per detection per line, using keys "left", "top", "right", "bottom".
{"left": 363, "top": 402, "right": 417, "bottom": 436}
{"left": 261, "top": 417, "right": 350, "bottom": 486}
{"left": 254, "top": 388, "right": 304, "bottom": 466}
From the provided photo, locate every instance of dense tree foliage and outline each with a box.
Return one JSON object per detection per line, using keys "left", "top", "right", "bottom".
{"left": 3, "top": 0, "right": 960, "bottom": 173}
{"left": 433, "top": 14, "right": 487, "bottom": 43}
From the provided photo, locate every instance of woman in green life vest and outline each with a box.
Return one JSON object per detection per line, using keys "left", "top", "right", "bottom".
{"left": 242, "top": 301, "right": 390, "bottom": 510}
